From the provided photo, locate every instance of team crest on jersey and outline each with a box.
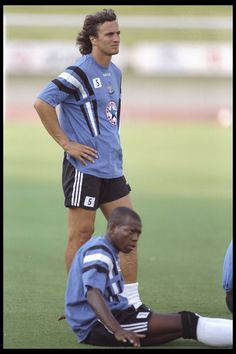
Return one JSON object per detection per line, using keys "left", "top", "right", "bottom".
{"left": 106, "top": 101, "right": 118, "bottom": 125}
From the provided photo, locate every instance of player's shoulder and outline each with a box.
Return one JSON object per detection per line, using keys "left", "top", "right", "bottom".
{"left": 110, "top": 61, "right": 121, "bottom": 75}
{"left": 82, "top": 235, "right": 105, "bottom": 251}
{"left": 73, "top": 54, "right": 90, "bottom": 68}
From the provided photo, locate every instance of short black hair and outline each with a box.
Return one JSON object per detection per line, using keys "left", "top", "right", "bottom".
{"left": 108, "top": 207, "right": 141, "bottom": 226}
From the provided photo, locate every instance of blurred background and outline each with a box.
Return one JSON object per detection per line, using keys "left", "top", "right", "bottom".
{"left": 4, "top": 5, "right": 232, "bottom": 124}
{"left": 3, "top": 5, "right": 233, "bottom": 349}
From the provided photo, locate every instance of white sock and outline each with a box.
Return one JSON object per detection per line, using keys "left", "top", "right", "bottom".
{"left": 121, "top": 282, "right": 142, "bottom": 309}
{"left": 196, "top": 316, "right": 233, "bottom": 347}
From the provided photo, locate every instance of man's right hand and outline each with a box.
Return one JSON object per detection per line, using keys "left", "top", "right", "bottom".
{"left": 114, "top": 328, "right": 146, "bottom": 347}
{"left": 64, "top": 141, "right": 98, "bottom": 166}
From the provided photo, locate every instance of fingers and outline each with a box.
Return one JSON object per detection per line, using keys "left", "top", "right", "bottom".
{"left": 80, "top": 153, "right": 95, "bottom": 165}
{"left": 83, "top": 145, "right": 99, "bottom": 158}
{"left": 67, "top": 142, "right": 99, "bottom": 165}
{"left": 80, "top": 146, "right": 98, "bottom": 163}
{"left": 129, "top": 333, "right": 146, "bottom": 347}
{"left": 115, "top": 331, "right": 146, "bottom": 347}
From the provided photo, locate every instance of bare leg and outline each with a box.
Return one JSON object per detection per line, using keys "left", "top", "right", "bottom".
{"left": 65, "top": 207, "right": 96, "bottom": 272}
{"left": 100, "top": 194, "right": 137, "bottom": 283}
{"left": 141, "top": 313, "right": 183, "bottom": 346}
{"left": 142, "top": 331, "right": 183, "bottom": 346}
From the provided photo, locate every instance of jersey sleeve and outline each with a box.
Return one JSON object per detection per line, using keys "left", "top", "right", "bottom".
{"left": 37, "top": 66, "right": 86, "bottom": 107}
{"left": 37, "top": 81, "right": 68, "bottom": 107}
{"left": 82, "top": 249, "right": 112, "bottom": 296}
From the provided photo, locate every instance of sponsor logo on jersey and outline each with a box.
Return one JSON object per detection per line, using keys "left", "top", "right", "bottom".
{"left": 105, "top": 101, "right": 118, "bottom": 125}
{"left": 84, "top": 196, "right": 96, "bottom": 207}
{"left": 92, "top": 77, "right": 102, "bottom": 88}
{"left": 107, "top": 81, "right": 115, "bottom": 94}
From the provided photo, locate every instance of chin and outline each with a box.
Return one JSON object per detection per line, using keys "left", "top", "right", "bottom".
{"left": 121, "top": 248, "right": 130, "bottom": 254}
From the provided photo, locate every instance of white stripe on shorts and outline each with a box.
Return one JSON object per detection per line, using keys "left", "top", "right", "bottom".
{"left": 71, "top": 170, "right": 83, "bottom": 206}
{"left": 121, "top": 321, "right": 148, "bottom": 332}
{"left": 98, "top": 319, "right": 148, "bottom": 335}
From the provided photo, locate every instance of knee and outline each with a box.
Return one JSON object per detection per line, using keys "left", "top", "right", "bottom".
{"left": 179, "top": 311, "right": 199, "bottom": 339}
{"left": 68, "top": 224, "right": 95, "bottom": 246}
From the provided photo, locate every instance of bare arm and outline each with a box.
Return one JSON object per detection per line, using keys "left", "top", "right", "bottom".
{"left": 34, "top": 98, "right": 98, "bottom": 165}
{"left": 87, "top": 287, "right": 145, "bottom": 347}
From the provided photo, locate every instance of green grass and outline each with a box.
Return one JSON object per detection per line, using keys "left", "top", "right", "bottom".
{"left": 5, "top": 26, "right": 231, "bottom": 43}
{"left": 3, "top": 120, "right": 232, "bottom": 349}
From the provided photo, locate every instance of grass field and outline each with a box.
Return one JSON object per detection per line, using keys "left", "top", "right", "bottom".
{"left": 3, "top": 119, "right": 232, "bottom": 349}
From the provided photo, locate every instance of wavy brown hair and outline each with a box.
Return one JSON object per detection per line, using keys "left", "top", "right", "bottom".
{"left": 76, "top": 9, "right": 117, "bottom": 55}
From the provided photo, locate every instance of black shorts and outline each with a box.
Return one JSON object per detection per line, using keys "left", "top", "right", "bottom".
{"left": 83, "top": 305, "right": 152, "bottom": 347}
{"left": 62, "top": 156, "right": 131, "bottom": 210}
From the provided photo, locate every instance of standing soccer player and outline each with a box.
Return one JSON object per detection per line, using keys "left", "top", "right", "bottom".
{"left": 34, "top": 9, "right": 142, "bottom": 311}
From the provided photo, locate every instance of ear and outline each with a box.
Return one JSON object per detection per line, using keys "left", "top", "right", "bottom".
{"left": 89, "top": 36, "right": 96, "bottom": 44}
{"left": 108, "top": 222, "right": 117, "bottom": 233}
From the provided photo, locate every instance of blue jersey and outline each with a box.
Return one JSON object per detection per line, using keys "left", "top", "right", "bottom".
{"left": 65, "top": 236, "right": 129, "bottom": 342}
{"left": 37, "top": 54, "right": 123, "bottom": 178}
{"left": 222, "top": 240, "right": 233, "bottom": 292}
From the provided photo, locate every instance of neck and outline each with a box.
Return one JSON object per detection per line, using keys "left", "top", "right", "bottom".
{"left": 91, "top": 50, "right": 111, "bottom": 68}
{"left": 105, "top": 234, "right": 115, "bottom": 247}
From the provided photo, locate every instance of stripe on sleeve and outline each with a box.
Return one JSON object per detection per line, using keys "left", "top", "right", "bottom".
{"left": 72, "top": 67, "right": 94, "bottom": 96}
{"left": 84, "top": 253, "right": 113, "bottom": 270}
{"left": 52, "top": 79, "right": 80, "bottom": 100}
{"left": 82, "top": 264, "right": 108, "bottom": 274}
{"left": 58, "top": 72, "right": 87, "bottom": 99}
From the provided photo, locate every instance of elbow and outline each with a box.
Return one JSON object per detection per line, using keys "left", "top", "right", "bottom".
{"left": 34, "top": 98, "right": 53, "bottom": 113}
{"left": 33, "top": 98, "right": 41, "bottom": 112}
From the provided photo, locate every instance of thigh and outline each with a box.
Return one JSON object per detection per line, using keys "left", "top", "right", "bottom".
{"left": 83, "top": 321, "right": 130, "bottom": 347}
{"left": 147, "top": 312, "right": 182, "bottom": 336}
{"left": 100, "top": 194, "right": 133, "bottom": 220}
{"left": 84, "top": 307, "right": 151, "bottom": 347}
{"left": 99, "top": 176, "right": 131, "bottom": 209}
{"left": 62, "top": 157, "right": 102, "bottom": 210}
{"left": 68, "top": 207, "right": 96, "bottom": 238}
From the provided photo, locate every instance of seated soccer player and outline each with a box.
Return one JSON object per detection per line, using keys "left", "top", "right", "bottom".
{"left": 65, "top": 207, "right": 233, "bottom": 347}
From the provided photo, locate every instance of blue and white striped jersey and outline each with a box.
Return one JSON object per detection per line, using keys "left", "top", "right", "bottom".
{"left": 37, "top": 54, "right": 123, "bottom": 178}
{"left": 65, "top": 235, "right": 129, "bottom": 342}
{"left": 222, "top": 240, "right": 233, "bottom": 292}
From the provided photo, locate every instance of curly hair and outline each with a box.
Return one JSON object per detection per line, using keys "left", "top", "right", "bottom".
{"left": 76, "top": 9, "right": 117, "bottom": 55}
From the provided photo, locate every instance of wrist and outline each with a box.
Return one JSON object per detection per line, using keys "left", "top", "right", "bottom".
{"left": 61, "top": 141, "right": 71, "bottom": 152}
{"left": 113, "top": 327, "right": 123, "bottom": 335}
